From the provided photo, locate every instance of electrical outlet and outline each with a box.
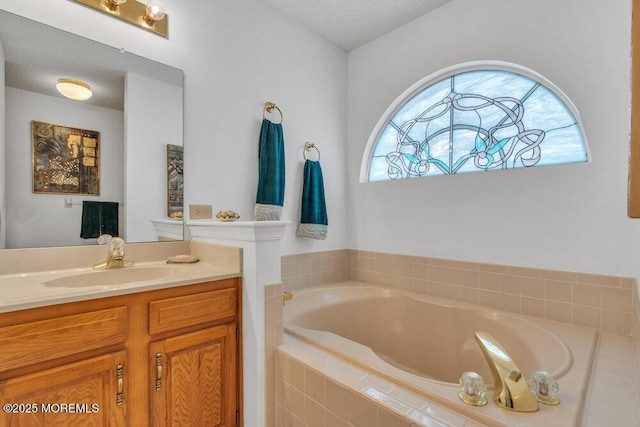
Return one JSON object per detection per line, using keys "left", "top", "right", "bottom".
{"left": 189, "top": 204, "right": 213, "bottom": 219}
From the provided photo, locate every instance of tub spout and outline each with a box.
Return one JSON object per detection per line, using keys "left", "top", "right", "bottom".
{"left": 283, "top": 292, "right": 293, "bottom": 305}
{"left": 474, "top": 331, "right": 539, "bottom": 412}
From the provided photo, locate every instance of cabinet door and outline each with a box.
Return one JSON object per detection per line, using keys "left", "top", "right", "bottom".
{"left": 0, "top": 351, "right": 126, "bottom": 427}
{"left": 150, "top": 324, "right": 237, "bottom": 427}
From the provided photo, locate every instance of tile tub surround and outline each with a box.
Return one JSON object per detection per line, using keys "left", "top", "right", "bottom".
{"left": 584, "top": 333, "right": 640, "bottom": 427}
{"left": 345, "top": 250, "right": 639, "bottom": 336}
{"left": 275, "top": 250, "right": 640, "bottom": 424}
{"left": 281, "top": 250, "right": 347, "bottom": 292}
{"left": 277, "top": 335, "right": 487, "bottom": 427}
{"left": 278, "top": 332, "right": 640, "bottom": 427}
{"left": 278, "top": 284, "right": 639, "bottom": 425}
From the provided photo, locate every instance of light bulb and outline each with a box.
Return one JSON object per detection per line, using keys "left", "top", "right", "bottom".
{"left": 143, "top": 0, "right": 165, "bottom": 26}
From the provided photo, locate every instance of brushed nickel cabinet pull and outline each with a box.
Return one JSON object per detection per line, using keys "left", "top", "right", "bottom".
{"left": 116, "top": 364, "right": 124, "bottom": 405}
{"left": 155, "top": 353, "right": 163, "bottom": 391}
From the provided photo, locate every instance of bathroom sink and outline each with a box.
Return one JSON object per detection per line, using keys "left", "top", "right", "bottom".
{"left": 44, "top": 266, "right": 187, "bottom": 288}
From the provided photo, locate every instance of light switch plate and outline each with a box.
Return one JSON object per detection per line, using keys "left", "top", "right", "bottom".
{"left": 189, "top": 204, "right": 213, "bottom": 219}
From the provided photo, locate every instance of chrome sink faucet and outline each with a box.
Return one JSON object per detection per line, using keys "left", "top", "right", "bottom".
{"left": 474, "top": 331, "right": 539, "bottom": 412}
{"left": 93, "top": 236, "right": 134, "bottom": 270}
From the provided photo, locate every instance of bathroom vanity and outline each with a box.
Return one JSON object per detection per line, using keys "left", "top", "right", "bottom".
{"left": 0, "top": 241, "right": 242, "bottom": 426}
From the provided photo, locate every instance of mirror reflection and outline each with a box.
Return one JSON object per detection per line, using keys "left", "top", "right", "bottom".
{"left": 0, "top": 9, "right": 184, "bottom": 249}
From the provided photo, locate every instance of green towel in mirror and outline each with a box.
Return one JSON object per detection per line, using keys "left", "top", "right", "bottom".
{"left": 80, "top": 201, "right": 119, "bottom": 238}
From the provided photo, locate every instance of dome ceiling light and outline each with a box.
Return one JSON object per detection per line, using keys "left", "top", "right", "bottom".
{"left": 56, "top": 78, "right": 93, "bottom": 101}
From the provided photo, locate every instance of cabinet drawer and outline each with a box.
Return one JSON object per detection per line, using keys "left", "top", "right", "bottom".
{"left": 149, "top": 287, "right": 236, "bottom": 335}
{"left": 0, "top": 307, "right": 127, "bottom": 372}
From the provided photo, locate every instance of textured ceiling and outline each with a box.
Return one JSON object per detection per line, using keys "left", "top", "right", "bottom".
{"left": 0, "top": 10, "right": 182, "bottom": 111}
{"left": 259, "top": 0, "right": 451, "bottom": 51}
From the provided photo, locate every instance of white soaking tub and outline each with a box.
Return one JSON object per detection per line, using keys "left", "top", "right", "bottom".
{"left": 283, "top": 282, "right": 598, "bottom": 426}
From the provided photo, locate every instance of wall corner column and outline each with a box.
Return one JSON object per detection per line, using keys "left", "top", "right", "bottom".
{"left": 188, "top": 220, "right": 289, "bottom": 427}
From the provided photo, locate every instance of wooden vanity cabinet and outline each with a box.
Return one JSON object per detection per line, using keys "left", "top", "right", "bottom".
{"left": 150, "top": 324, "right": 237, "bottom": 426}
{"left": 0, "top": 278, "right": 242, "bottom": 427}
{"left": 148, "top": 285, "right": 239, "bottom": 426}
{"left": 0, "top": 351, "right": 127, "bottom": 426}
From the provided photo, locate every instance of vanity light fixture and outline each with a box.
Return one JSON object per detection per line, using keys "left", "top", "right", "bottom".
{"left": 72, "top": 0, "right": 168, "bottom": 38}
{"left": 56, "top": 78, "right": 93, "bottom": 101}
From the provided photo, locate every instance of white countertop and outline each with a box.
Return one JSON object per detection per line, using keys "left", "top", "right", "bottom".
{"left": 0, "top": 260, "right": 240, "bottom": 313}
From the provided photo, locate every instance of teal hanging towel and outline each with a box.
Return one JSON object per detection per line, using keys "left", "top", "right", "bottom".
{"left": 297, "top": 159, "right": 327, "bottom": 240}
{"left": 255, "top": 118, "right": 285, "bottom": 220}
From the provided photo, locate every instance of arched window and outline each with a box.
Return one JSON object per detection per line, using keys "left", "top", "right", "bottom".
{"left": 361, "top": 61, "right": 589, "bottom": 182}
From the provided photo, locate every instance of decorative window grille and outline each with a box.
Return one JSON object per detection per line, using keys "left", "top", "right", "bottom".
{"left": 362, "top": 62, "right": 589, "bottom": 182}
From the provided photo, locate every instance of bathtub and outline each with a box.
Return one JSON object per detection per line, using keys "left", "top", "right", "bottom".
{"left": 283, "top": 282, "right": 598, "bottom": 426}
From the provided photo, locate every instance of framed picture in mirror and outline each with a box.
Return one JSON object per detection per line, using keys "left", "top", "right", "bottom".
{"left": 31, "top": 120, "right": 100, "bottom": 195}
{"left": 167, "top": 144, "right": 183, "bottom": 219}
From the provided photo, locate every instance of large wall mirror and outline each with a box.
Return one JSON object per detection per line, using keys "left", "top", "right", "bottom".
{"left": 0, "top": 8, "right": 184, "bottom": 249}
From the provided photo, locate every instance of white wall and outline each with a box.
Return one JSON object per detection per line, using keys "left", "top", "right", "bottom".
{"left": 5, "top": 87, "right": 124, "bottom": 248}
{"left": 125, "top": 72, "right": 183, "bottom": 243}
{"left": 347, "top": 0, "right": 636, "bottom": 277}
{"left": 179, "top": 2, "right": 348, "bottom": 257}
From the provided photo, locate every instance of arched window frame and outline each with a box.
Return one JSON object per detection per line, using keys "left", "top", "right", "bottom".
{"left": 360, "top": 60, "right": 590, "bottom": 183}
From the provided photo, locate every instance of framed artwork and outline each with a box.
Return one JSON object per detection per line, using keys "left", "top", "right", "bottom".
{"left": 167, "top": 144, "right": 184, "bottom": 218}
{"left": 32, "top": 120, "right": 100, "bottom": 195}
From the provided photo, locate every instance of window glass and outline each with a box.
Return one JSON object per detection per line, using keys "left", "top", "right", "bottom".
{"left": 366, "top": 65, "right": 588, "bottom": 182}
